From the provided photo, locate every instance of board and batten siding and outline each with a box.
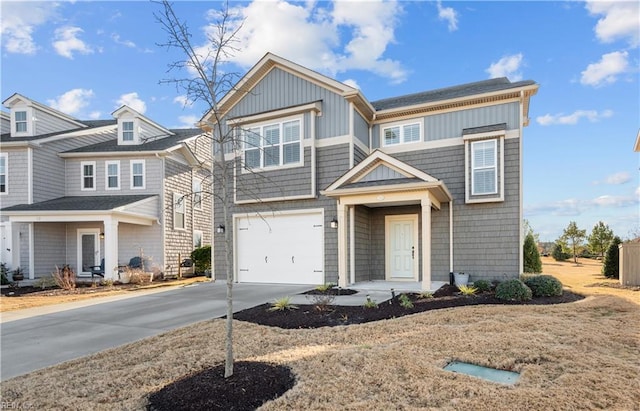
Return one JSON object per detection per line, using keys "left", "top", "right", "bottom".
{"left": 225, "top": 68, "right": 350, "bottom": 140}
{"left": 371, "top": 102, "right": 520, "bottom": 148}
{"left": 354, "top": 110, "right": 369, "bottom": 146}
{"left": 0, "top": 148, "right": 29, "bottom": 208}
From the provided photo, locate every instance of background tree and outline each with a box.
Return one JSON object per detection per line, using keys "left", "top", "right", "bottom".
{"left": 552, "top": 240, "right": 568, "bottom": 261}
{"left": 602, "top": 236, "right": 622, "bottom": 278}
{"left": 154, "top": 0, "right": 243, "bottom": 378}
{"left": 588, "top": 221, "right": 614, "bottom": 259}
{"left": 561, "top": 221, "right": 586, "bottom": 264}
{"left": 523, "top": 232, "right": 542, "bottom": 273}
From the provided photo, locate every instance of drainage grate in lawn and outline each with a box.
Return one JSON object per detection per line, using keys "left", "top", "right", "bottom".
{"left": 443, "top": 361, "right": 520, "bottom": 385}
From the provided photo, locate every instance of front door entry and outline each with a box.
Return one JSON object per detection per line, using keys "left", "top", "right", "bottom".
{"left": 385, "top": 215, "right": 418, "bottom": 280}
{"left": 78, "top": 230, "right": 100, "bottom": 276}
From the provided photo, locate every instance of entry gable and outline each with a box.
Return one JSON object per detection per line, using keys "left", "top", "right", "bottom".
{"left": 325, "top": 150, "right": 438, "bottom": 192}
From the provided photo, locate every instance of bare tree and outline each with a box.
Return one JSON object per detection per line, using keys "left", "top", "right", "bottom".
{"left": 154, "top": 0, "right": 243, "bottom": 378}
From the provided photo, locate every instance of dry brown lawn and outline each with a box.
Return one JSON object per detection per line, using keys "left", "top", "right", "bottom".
{"left": 1, "top": 259, "right": 639, "bottom": 410}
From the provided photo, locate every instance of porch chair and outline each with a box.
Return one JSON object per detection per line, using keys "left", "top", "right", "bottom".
{"left": 90, "top": 258, "right": 105, "bottom": 279}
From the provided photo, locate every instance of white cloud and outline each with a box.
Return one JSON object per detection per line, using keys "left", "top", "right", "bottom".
{"left": 604, "top": 172, "right": 632, "bottom": 185}
{"left": 116, "top": 92, "right": 146, "bottom": 114}
{"left": 111, "top": 33, "right": 136, "bottom": 48}
{"left": 342, "top": 79, "right": 360, "bottom": 89}
{"left": 436, "top": 1, "right": 458, "bottom": 32}
{"left": 47, "top": 89, "right": 95, "bottom": 115}
{"left": 0, "top": 2, "right": 59, "bottom": 54}
{"left": 173, "top": 95, "right": 194, "bottom": 108}
{"left": 177, "top": 115, "right": 199, "bottom": 128}
{"left": 202, "top": 0, "right": 407, "bottom": 84}
{"left": 580, "top": 51, "right": 629, "bottom": 87}
{"left": 485, "top": 53, "right": 523, "bottom": 81}
{"left": 52, "top": 26, "right": 94, "bottom": 59}
{"left": 586, "top": 1, "right": 639, "bottom": 46}
{"left": 88, "top": 111, "right": 102, "bottom": 120}
{"left": 536, "top": 109, "right": 613, "bottom": 126}
{"left": 525, "top": 193, "right": 639, "bottom": 217}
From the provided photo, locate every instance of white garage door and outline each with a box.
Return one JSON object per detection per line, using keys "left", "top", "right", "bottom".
{"left": 236, "top": 211, "right": 324, "bottom": 284}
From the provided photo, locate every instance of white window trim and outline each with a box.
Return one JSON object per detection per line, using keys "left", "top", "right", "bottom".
{"left": 381, "top": 119, "right": 423, "bottom": 147}
{"left": 471, "top": 139, "right": 498, "bottom": 196}
{"left": 173, "top": 193, "right": 186, "bottom": 230}
{"left": 105, "top": 160, "right": 120, "bottom": 190}
{"left": 80, "top": 161, "right": 96, "bottom": 191}
{"left": 11, "top": 107, "right": 33, "bottom": 137}
{"left": 119, "top": 118, "right": 139, "bottom": 145}
{"left": 241, "top": 114, "right": 304, "bottom": 172}
{"left": 193, "top": 230, "right": 203, "bottom": 248}
{"left": 192, "top": 177, "right": 202, "bottom": 210}
{"left": 130, "top": 160, "right": 146, "bottom": 189}
{"left": 464, "top": 136, "right": 505, "bottom": 204}
{"left": 0, "top": 153, "right": 7, "bottom": 195}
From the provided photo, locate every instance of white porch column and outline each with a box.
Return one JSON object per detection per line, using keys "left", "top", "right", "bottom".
{"left": 337, "top": 201, "right": 348, "bottom": 288}
{"left": 421, "top": 197, "right": 432, "bottom": 291}
{"left": 103, "top": 217, "right": 119, "bottom": 280}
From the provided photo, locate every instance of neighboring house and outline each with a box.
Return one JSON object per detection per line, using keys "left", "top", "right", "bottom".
{"left": 203, "top": 53, "right": 538, "bottom": 289}
{"left": 0, "top": 94, "right": 211, "bottom": 280}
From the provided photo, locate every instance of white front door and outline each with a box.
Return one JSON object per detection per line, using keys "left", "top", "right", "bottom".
{"left": 77, "top": 229, "right": 100, "bottom": 276}
{"left": 385, "top": 215, "right": 418, "bottom": 280}
{"left": 0, "top": 223, "right": 13, "bottom": 269}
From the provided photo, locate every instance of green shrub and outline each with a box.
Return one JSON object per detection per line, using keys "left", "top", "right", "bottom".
{"left": 472, "top": 279, "right": 492, "bottom": 293}
{"left": 602, "top": 236, "right": 622, "bottom": 279}
{"left": 190, "top": 245, "right": 211, "bottom": 274}
{"left": 315, "top": 283, "right": 335, "bottom": 292}
{"left": 418, "top": 291, "right": 433, "bottom": 299}
{"left": 552, "top": 242, "right": 569, "bottom": 261}
{"left": 523, "top": 232, "right": 542, "bottom": 272}
{"left": 269, "top": 296, "right": 298, "bottom": 311}
{"left": 457, "top": 284, "right": 478, "bottom": 296}
{"left": 495, "top": 279, "right": 532, "bottom": 302}
{"left": 398, "top": 294, "right": 414, "bottom": 309}
{"left": 363, "top": 295, "right": 378, "bottom": 309}
{"left": 524, "top": 275, "right": 563, "bottom": 297}
{"left": 0, "top": 263, "right": 9, "bottom": 285}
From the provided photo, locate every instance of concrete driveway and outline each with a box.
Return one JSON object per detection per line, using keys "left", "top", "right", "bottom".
{"left": 0, "top": 281, "right": 310, "bottom": 381}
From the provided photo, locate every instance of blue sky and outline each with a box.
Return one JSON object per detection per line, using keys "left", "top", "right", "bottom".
{"left": 1, "top": 1, "right": 638, "bottom": 241}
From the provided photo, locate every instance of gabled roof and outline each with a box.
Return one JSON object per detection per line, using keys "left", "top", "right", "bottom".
{"left": 0, "top": 120, "right": 116, "bottom": 143}
{"left": 200, "top": 52, "right": 375, "bottom": 128}
{"left": 322, "top": 150, "right": 452, "bottom": 205}
{"left": 59, "top": 128, "right": 203, "bottom": 155}
{"left": 112, "top": 105, "right": 174, "bottom": 136}
{"left": 2, "top": 92, "right": 87, "bottom": 129}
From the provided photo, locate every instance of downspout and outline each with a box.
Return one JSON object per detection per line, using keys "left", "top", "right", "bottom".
{"left": 157, "top": 153, "right": 166, "bottom": 272}
{"left": 349, "top": 206, "right": 355, "bottom": 285}
{"left": 349, "top": 102, "right": 354, "bottom": 168}
{"left": 449, "top": 199, "right": 454, "bottom": 273}
{"left": 518, "top": 91, "right": 524, "bottom": 275}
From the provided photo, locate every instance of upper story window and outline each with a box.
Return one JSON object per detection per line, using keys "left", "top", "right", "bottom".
{"left": 105, "top": 161, "right": 120, "bottom": 190}
{"left": 173, "top": 193, "right": 185, "bottom": 230}
{"left": 193, "top": 230, "right": 203, "bottom": 248}
{"left": 122, "top": 121, "right": 134, "bottom": 142}
{"left": 15, "top": 111, "right": 27, "bottom": 133}
{"left": 242, "top": 118, "right": 302, "bottom": 170}
{"left": 193, "top": 178, "right": 202, "bottom": 210}
{"left": 0, "top": 153, "right": 7, "bottom": 194}
{"left": 130, "top": 160, "right": 145, "bottom": 189}
{"left": 471, "top": 140, "right": 497, "bottom": 195}
{"left": 81, "top": 161, "right": 96, "bottom": 191}
{"left": 382, "top": 121, "right": 421, "bottom": 146}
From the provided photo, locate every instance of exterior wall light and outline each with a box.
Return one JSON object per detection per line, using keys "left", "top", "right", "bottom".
{"left": 330, "top": 218, "right": 338, "bottom": 229}
{"left": 216, "top": 224, "right": 225, "bottom": 234}
{"left": 100, "top": 232, "right": 105, "bottom": 239}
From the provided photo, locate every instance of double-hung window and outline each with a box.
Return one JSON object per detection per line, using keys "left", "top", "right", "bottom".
{"left": 15, "top": 111, "right": 27, "bottom": 133}
{"left": 471, "top": 140, "right": 497, "bottom": 195}
{"left": 173, "top": 193, "right": 185, "bottom": 230}
{"left": 105, "top": 161, "right": 120, "bottom": 190}
{"left": 0, "top": 153, "right": 7, "bottom": 194}
{"left": 242, "top": 118, "right": 301, "bottom": 169}
{"left": 122, "top": 121, "right": 134, "bottom": 142}
{"left": 81, "top": 161, "right": 96, "bottom": 191}
{"left": 382, "top": 122, "right": 421, "bottom": 146}
{"left": 131, "top": 160, "right": 145, "bottom": 189}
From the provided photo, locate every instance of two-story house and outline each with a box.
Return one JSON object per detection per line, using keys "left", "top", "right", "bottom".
{"left": 204, "top": 53, "right": 538, "bottom": 290}
{"left": 0, "top": 94, "right": 211, "bottom": 281}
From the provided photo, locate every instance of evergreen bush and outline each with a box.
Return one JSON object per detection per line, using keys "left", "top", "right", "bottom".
{"left": 495, "top": 279, "right": 532, "bottom": 302}
{"left": 524, "top": 275, "right": 563, "bottom": 297}
{"left": 523, "top": 232, "right": 542, "bottom": 272}
{"left": 602, "top": 236, "right": 622, "bottom": 279}
{"left": 472, "top": 279, "right": 492, "bottom": 293}
{"left": 191, "top": 245, "right": 211, "bottom": 274}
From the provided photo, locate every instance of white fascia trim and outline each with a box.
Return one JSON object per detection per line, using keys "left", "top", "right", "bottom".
{"left": 227, "top": 101, "right": 322, "bottom": 127}
{"left": 59, "top": 151, "right": 166, "bottom": 158}
{"left": 112, "top": 105, "right": 174, "bottom": 136}
{"left": 6, "top": 210, "right": 155, "bottom": 225}
{"left": 234, "top": 193, "right": 316, "bottom": 205}
{"left": 3, "top": 93, "right": 86, "bottom": 128}
{"left": 0, "top": 141, "right": 36, "bottom": 148}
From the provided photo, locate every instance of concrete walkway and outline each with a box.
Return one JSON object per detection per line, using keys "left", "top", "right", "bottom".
{"left": 0, "top": 281, "right": 310, "bottom": 381}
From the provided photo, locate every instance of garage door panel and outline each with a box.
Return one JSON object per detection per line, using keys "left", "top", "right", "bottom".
{"left": 236, "top": 212, "right": 323, "bottom": 285}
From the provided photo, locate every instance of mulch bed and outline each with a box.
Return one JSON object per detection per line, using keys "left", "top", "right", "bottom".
{"left": 151, "top": 285, "right": 584, "bottom": 410}
{"left": 147, "top": 361, "right": 295, "bottom": 411}
{"left": 233, "top": 285, "right": 585, "bottom": 329}
{"left": 301, "top": 287, "right": 358, "bottom": 295}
